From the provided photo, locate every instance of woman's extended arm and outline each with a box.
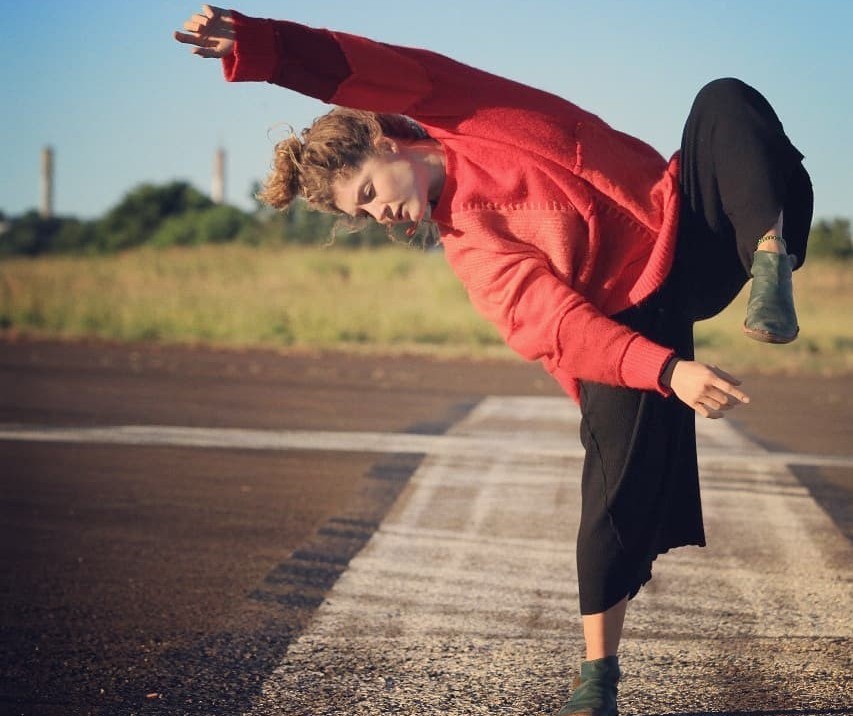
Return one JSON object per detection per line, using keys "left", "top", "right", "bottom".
{"left": 443, "top": 226, "right": 750, "bottom": 415}
{"left": 440, "top": 224, "right": 676, "bottom": 396}
{"left": 174, "top": 6, "right": 589, "bottom": 124}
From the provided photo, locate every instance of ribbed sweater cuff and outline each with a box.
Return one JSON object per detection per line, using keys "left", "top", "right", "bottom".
{"left": 222, "top": 12, "right": 277, "bottom": 82}
{"left": 620, "top": 335, "right": 676, "bottom": 397}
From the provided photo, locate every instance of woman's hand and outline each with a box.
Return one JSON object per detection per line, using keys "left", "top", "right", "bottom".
{"left": 661, "top": 359, "right": 750, "bottom": 419}
{"left": 174, "top": 5, "right": 235, "bottom": 58}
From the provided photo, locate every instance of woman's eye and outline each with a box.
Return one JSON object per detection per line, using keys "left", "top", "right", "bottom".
{"left": 363, "top": 183, "right": 374, "bottom": 200}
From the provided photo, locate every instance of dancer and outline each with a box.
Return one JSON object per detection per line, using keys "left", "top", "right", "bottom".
{"left": 175, "top": 7, "right": 813, "bottom": 714}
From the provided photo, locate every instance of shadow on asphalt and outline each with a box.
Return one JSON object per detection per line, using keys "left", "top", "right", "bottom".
{"left": 107, "top": 450, "right": 427, "bottom": 716}
{"left": 106, "top": 404, "right": 480, "bottom": 715}
{"left": 790, "top": 465, "right": 853, "bottom": 543}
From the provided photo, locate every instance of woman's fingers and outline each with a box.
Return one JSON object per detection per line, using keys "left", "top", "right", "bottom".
{"left": 183, "top": 16, "right": 208, "bottom": 33}
{"left": 704, "top": 386, "right": 747, "bottom": 410}
{"left": 694, "top": 393, "right": 725, "bottom": 418}
{"left": 694, "top": 402, "right": 724, "bottom": 420}
{"left": 709, "top": 365, "right": 741, "bottom": 385}
{"left": 174, "top": 5, "right": 234, "bottom": 48}
{"left": 174, "top": 5, "right": 235, "bottom": 58}
{"left": 711, "top": 381, "right": 750, "bottom": 406}
{"left": 193, "top": 47, "right": 222, "bottom": 58}
{"left": 174, "top": 30, "right": 214, "bottom": 47}
{"left": 709, "top": 366, "right": 751, "bottom": 404}
{"left": 200, "top": 5, "right": 234, "bottom": 27}
{"left": 698, "top": 381, "right": 749, "bottom": 417}
{"left": 173, "top": 30, "right": 199, "bottom": 45}
{"left": 179, "top": 16, "right": 234, "bottom": 38}
{"left": 699, "top": 395, "right": 725, "bottom": 411}
{"left": 670, "top": 360, "right": 751, "bottom": 419}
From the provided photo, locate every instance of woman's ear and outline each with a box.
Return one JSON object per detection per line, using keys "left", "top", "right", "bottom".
{"left": 374, "top": 136, "right": 399, "bottom": 155}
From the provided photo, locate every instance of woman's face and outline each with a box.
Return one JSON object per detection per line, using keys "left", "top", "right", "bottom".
{"left": 332, "top": 143, "right": 434, "bottom": 226}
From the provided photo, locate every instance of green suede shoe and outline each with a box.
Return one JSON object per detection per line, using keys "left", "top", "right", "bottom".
{"left": 556, "top": 656, "right": 620, "bottom": 716}
{"left": 743, "top": 250, "right": 799, "bottom": 344}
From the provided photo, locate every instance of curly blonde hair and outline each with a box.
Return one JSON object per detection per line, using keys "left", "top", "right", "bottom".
{"left": 258, "top": 108, "right": 428, "bottom": 213}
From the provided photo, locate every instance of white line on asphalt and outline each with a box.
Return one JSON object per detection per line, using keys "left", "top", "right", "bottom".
{"left": 0, "top": 422, "right": 851, "bottom": 469}
{"left": 239, "top": 395, "right": 851, "bottom": 716}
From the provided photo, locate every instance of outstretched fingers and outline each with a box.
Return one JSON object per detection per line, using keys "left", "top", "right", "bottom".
{"left": 182, "top": 14, "right": 205, "bottom": 33}
{"left": 708, "top": 366, "right": 751, "bottom": 406}
{"left": 174, "top": 31, "right": 213, "bottom": 48}
{"left": 193, "top": 46, "right": 226, "bottom": 58}
{"left": 201, "top": 4, "right": 234, "bottom": 28}
{"left": 670, "top": 361, "right": 752, "bottom": 420}
{"left": 173, "top": 5, "right": 234, "bottom": 56}
{"left": 692, "top": 369, "right": 749, "bottom": 419}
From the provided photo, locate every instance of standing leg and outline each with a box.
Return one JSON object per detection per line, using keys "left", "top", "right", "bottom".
{"left": 557, "top": 293, "right": 700, "bottom": 716}
{"left": 583, "top": 597, "right": 629, "bottom": 660}
{"left": 557, "top": 597, "right": 628, "bottom": 715}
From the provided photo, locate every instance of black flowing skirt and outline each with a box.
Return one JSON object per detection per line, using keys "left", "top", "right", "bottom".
{"left": 576, "top": 78, "right": 814, "bottom": 615}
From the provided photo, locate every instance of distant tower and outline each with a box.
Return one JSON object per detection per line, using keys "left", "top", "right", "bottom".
{"left": 40, "top": 146, "right": 54, "bottom": 219}
{"left": 212, "top": 147, "right": 226, "bottom": 204}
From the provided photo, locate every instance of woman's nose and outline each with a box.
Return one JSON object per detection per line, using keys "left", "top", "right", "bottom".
{"left": 374, "top": 204, "right": 394, "bottom": 224}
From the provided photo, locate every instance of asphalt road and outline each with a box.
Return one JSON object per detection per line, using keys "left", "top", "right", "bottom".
{"left": 0, "top": 336, "right": 850, "bottom": 716}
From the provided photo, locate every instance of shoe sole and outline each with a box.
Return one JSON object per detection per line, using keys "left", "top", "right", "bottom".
{"left": 742, "top": 324, "right": 799, "bottom": 344}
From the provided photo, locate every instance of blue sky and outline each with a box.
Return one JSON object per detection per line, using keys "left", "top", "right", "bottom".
{"left": 2, "top": 0, "right": 851, "bottom": 222}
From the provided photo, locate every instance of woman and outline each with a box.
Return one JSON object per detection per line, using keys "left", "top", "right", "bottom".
{"left": 174, "top": 6, "right": 813, "bottom": 715}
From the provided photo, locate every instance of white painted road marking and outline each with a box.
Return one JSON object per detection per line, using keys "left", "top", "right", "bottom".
{"left": 1, "top": 421, "right": 852, "bottom": 469}
{"left": 2, "top": 398, "right": 850, "bottom": 713}
{"left": 234, "top": 396, "right": 850, "bottom": 715}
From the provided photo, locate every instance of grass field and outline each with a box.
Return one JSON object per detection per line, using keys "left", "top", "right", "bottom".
{"left": 1, "top": 244, "right": 850, "bottom": 374}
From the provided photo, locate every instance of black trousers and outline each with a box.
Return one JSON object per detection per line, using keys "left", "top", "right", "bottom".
{"left": 576, "top": 78, "right": 814, "bottom": 615}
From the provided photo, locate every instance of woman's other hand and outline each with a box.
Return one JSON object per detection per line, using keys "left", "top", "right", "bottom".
{"left": 174, "top": 5, "right": 235, "bottom": 58}
{"left": 661, "top": 359, "right": 750, "bottom": 419}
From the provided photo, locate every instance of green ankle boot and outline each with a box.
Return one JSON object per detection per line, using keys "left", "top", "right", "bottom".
{"left": 743, "top": 250, "right": 799, "bottom": 344}
{"left": 556, "top": 656, "right": 620, "bottom": 716}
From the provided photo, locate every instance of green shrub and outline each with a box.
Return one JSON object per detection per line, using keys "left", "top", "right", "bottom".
{"left": 808, "top": 218, "right": 852, "bottom": 260}
{"left": 0, "top": 211, "right": 98, "bottom": 256}
{"left": 151, "top": 206, "right": 257, "bottom": 248}
{"left": 95, "top": 181, "right": 213, "bottom": 252}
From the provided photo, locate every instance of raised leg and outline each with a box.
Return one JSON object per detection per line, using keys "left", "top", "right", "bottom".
{"left": 674, "top": 78, "right": 813, "bottom": 323}
{"left": 744, "top": 209, "right": 800, "bottom": 343}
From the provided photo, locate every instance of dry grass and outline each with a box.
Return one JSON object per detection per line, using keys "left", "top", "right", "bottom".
{"left": 0, "top": 244, "right": 503, "bottom": 356}
{"left": 1, "top": 244, "right": 850, "bottom": 374}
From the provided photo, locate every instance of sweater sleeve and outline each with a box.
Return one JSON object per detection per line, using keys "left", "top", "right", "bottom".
{"left": 221, "top": 12, "right": 350, "bottom": 101}
{"left": 441, "top": 220, "right": 676, "bottom": 398}
{"left": 221, "top": 12, "right": 574, "bottom": 123}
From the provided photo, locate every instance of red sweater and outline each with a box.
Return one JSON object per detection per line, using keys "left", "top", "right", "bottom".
{"left": 222, "top": 12, "right": 681, "bottom": 401}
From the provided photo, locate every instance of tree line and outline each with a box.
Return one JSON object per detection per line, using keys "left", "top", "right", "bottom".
{"left": 0, "top": 180, "right": 850, "bottom": 258}
{"left": 0, "top": 181, "right": 395, "bottom": 256}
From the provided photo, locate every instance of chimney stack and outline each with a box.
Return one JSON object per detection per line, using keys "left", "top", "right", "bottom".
{"left": 40, "top": 146, "right": 54, "bottom": 219}
{"left": 212, "top": 147, "right": 225, "bottom": 204}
